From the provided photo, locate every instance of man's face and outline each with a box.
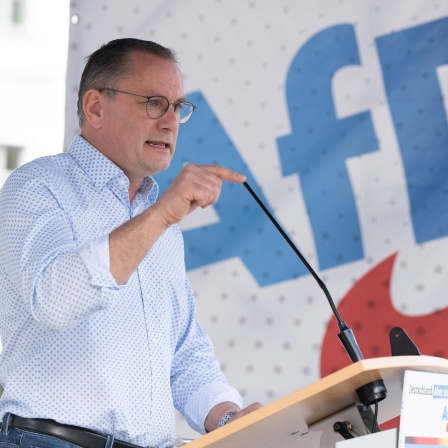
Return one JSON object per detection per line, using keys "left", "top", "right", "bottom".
{"left": 97, "top": 51, "right": 184, "bottom": 184}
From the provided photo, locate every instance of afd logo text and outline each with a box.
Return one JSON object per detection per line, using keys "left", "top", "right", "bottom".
{"left": 156, "top": 18, "right": 448, "bottom": 287}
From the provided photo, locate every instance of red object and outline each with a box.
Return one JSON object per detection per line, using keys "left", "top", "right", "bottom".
{"left": 320, "top": 253, "right": 448, "bottom": 428}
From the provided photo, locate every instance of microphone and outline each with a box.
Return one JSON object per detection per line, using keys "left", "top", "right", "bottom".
{"left": 242, "top": 181, "right": 387, "bottom": 407}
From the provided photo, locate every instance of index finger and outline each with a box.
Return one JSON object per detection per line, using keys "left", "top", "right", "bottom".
{"left": 199, "top": 164, "right": 246, "bottom": 183}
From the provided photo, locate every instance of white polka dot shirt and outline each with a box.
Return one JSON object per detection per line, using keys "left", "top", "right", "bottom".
{"left": 0, "top": 135, "right": 242, "bottom": 447}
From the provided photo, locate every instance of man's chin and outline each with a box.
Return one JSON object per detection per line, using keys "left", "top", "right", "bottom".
{"left": 147, "top": 159, "right": 172, "bottom": 177}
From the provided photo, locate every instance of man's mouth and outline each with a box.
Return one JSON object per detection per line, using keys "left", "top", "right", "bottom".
{"left": 145, "top": 140, "right": 170, "bottom": 150}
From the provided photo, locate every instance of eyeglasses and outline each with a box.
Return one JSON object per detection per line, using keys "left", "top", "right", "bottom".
{"left": 98, "top": 87, "right": 196, "bottom": 124}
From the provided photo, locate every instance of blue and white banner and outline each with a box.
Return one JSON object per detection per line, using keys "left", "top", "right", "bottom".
{"left": 65, "top": 0, "right": 448, "bottom": 437}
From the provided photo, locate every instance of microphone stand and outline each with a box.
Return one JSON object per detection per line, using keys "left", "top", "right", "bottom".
{"left": 243, "top": 181, "right": 387, "bottom": 409}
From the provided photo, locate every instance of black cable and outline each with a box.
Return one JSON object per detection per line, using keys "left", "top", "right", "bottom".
{"left": 242, "top": 181, "right": 346, "bottom": 328}
{"left": 371, "top": 400, "right": 379, "bottom": 433}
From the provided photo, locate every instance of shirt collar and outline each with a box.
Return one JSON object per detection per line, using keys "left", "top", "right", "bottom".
{"left": 67, "top": 135, "right": 158, "bottom": 199}
{"left": 67, "top": 135, "right": 124, "bottom": 189}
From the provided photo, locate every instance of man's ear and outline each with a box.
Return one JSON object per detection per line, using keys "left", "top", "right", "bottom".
{"left": 83, "top": 89, "right": 104, "bottom": 129}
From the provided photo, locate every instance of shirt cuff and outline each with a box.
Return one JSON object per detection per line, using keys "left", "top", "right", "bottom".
{"left": 78, "top": 234, "right": 119, "bottom": 288}
{"left": 183, "top": 382, "right": 243, "bottom": 434}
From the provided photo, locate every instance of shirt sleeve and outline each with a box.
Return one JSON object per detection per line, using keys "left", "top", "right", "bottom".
{"left": 183, "top": 381, "right": 243, "bottom": 434}
{"left": 0, "top": 170, "right": 120, "bottom": 332}
{"left": 77, "top": 234, "right": 115, "bottom": 287}
{"left": 170, "top": 276, "right": 243, "bottom": 434}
